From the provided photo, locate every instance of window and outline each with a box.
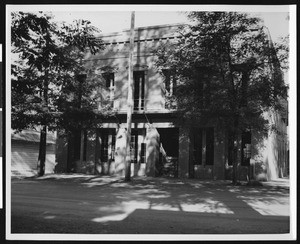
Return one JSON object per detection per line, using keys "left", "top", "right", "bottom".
{"left": 73, "top": 130, "right": 81, "bottom": 161}
{"left": 193, "top": 127, "right": 214, "bottom": 165}
{"left": 102, "top": 72, "right": 115, "bottom": 102}
{"left": 140, "top": 143, "right": 146, "bottom": 164}
{"left": 193, "top": 128, "right": 202, "bottom": 165}
{"left": 241, "top": 130, "right": 251, "bottom": 166}
{"left": 100, "top": 129, "right": 116, "bottom": 162}
{"left": 111, "top": 133, "right": 116, "bottom": 160}
{"left": 102, "top": 72, "right": 114, "bottom": 88}
{"left": 100, "top": 132, "right": 109, "bottom": 162}
{"left": 83, "top": 131, "right": 88, "bottom": 161}
{"left": 133, "top": 71, "right": 145, "bottom": 111}
{"left": 130, "top": 130, "right": 138, "bottom": 163}
{"left": 205, "top": 127, "right": 214, "bottom": 165}
{"left": 162, "top": 69, "right": 176, "bottom": 96}
{"left": 227, "top": 133, "right": 234, "bottom": 166}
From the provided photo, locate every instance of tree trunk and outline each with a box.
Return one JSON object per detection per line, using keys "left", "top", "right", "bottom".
{"left": 37, "top": 125, "right": 47, "bottom": 177}
{"left": 37, "top": 71, "right": 49, "bottom": 177}
{"left": 125, "top": 11, "right": 135, "bottom": 181}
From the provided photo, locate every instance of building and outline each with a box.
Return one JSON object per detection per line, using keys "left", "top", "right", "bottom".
{"left": 54, "top": 24, "right": 288, "bottom": 181}
{"left": 11, "top": 129, "right": 56, "bottom": 177}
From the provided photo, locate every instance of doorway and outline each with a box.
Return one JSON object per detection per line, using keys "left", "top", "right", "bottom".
{"left": 157, "top": 128, "right": 179, "bottom": 177}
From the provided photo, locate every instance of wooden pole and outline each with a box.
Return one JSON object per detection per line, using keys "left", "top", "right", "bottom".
{"left": 125, "top": 11, "right": 135, "bottom": 181}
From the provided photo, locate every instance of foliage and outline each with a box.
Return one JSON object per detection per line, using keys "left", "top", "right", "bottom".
{"left": 11, "top": 11, "right": 112, "bottom": 176}
{"left": 11, "top": 11, "right": 109, "bottom": 134}
{"left": 155, "top": 12, "right": 288, "bottom": 183}
{"left": 273, "top": 35, "right": 289, "bottom": 71}
{"left": 12, "top": 12, "right": 59, "bottom": 132}
{"left": 156, "top": 12, "right": 288, "bottom": 134}
{"left": 55, "top": 70, "right": 116, "bottom": 134}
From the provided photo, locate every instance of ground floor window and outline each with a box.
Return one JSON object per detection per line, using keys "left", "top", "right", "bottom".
{"left": 227, "top": 130, "right": 251, "bottom": 166}
{"left": 241, "top": 130, "right": 251, "bottom": 166}
{"left": 193, "top": 127, "right": 214, "bottom": 165}
{"left": 130, "top": 130, "right": 138, "bottom": 163}
{"left": 82, "top": 130, "right": 88, "bottom": 161}
{"left": 140, "top": 142, "right": 146, "bottom": 164}
{"left": 99, "top": 129, "right": 116, "bottom": 162}
{"left": 193, "top": 128, "right": 202, "bottom": 165}
{"left": 130, "top": 129, "right": 146, "bottom": 164}
{"left": 206, "top": 127, "right": 214, "bottom": 165}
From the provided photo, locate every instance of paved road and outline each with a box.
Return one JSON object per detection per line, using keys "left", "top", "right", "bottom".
{"left": 10, "top": 175, "right": 290, "bottom": 235}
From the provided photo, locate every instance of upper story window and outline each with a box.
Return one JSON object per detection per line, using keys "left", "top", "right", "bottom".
{"left": 102, "top": 72, "right": 115, "bottom": 101}
{"left": 133, "top": 71, "right": 145, "bottom": 111}
{"left": 102, "top": 72, "right": 115, "bottom": 89}
{"left": 162, "top": 69, "right": 176, "bottom": 96}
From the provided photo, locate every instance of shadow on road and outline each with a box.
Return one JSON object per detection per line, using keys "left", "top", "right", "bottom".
{"left": 11, "top": 174, "right": 290, "bottom": 234}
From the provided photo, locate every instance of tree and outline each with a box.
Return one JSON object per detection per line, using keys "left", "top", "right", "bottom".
{"left": 155, "top": 12, "right": 288, "bottom": 184}
{"left": 11, "top": 12, "right": 104, "bottom": 176}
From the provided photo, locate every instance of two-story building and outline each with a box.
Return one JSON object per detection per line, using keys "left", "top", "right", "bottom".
{"left": 55, "top": 24, "right": 289, "bottom": 181}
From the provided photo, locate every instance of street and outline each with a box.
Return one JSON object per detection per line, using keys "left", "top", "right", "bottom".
{"left": 10, "top": 174, "right": 290, "bottom": 235}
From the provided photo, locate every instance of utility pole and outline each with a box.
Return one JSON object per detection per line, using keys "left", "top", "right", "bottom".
{"left": 125, "top": 11, "right": 135, "bottom": 181}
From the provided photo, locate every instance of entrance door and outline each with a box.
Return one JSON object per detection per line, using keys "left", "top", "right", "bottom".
{"left": 157, "top": 128, "right": 179, "bottom": 177}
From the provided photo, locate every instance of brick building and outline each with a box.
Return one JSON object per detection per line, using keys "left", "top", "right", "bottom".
{"left": 53, "top": 24, "right": 288, "bottom": 181}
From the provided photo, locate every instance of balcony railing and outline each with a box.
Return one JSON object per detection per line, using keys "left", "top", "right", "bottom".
{"left": 98, "top": 98, "right": 178, "bottom": 113}
{"left": 133, "top": 98, "right": 145, "bottom": 111}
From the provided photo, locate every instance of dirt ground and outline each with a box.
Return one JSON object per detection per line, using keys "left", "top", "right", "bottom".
{"left": 9, "top": 174, "right": 290, "bottom": 239}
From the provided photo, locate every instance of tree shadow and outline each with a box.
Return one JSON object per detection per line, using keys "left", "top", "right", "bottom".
{"left": 11, "top": 175, "right": 289, "bottom": 234}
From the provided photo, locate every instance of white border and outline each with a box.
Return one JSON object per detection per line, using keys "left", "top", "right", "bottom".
{"left": 6, "top": 4, "right": 296, "bottom": 241}
{"left": 5, "top": 233, "right": 295, "bottom": 241}
{"left": 6, "top": 4, "right": 291, "bottom": 12}
{"left": 288, "top": 5, "right": 297, "bottom": 241}
{"left": 6, "top": 8, "right": 12, "bottom": 238}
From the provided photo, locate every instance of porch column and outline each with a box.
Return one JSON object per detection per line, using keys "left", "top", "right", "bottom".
{"left": 145, "top": 125, "right": 160, "bottom": 177}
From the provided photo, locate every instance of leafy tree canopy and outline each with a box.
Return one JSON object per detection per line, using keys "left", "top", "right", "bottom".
{"left": 155, "top": 12, "right": 288, "bottom": 134}
{"left": 11, "top": 11, "right": 111, "bottom": 134}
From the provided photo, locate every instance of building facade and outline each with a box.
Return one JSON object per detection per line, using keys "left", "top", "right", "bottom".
{"left": 55, "top": 24, "right": 289, "bottom": 181}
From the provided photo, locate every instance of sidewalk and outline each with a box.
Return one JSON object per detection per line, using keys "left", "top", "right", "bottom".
{"left": 15, "top": 173, "right": 290, "bottom": 189}
{"left": 261, "top": 178, "right": 290, "bottom": 188}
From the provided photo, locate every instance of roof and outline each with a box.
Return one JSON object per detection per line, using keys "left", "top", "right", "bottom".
{"left": 97, "top": 23, "right": 187, "bottom": 45}
{"left": 11, "top": 130, "right": 56, "bottom": 144}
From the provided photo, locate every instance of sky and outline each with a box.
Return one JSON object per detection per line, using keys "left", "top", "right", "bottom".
{"left": 52, "top": 11, "right": 189, "bottom": 33}
{"left": 6, "top": 4, "right": 291, "bottom": 42}
{"left": 51, "top": 10, "right": 289, "bottom": 41}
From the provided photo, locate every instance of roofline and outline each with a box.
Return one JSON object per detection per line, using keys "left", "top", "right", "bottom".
{"left": 97, "top": 22, "right": 187, "bottom": 38}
